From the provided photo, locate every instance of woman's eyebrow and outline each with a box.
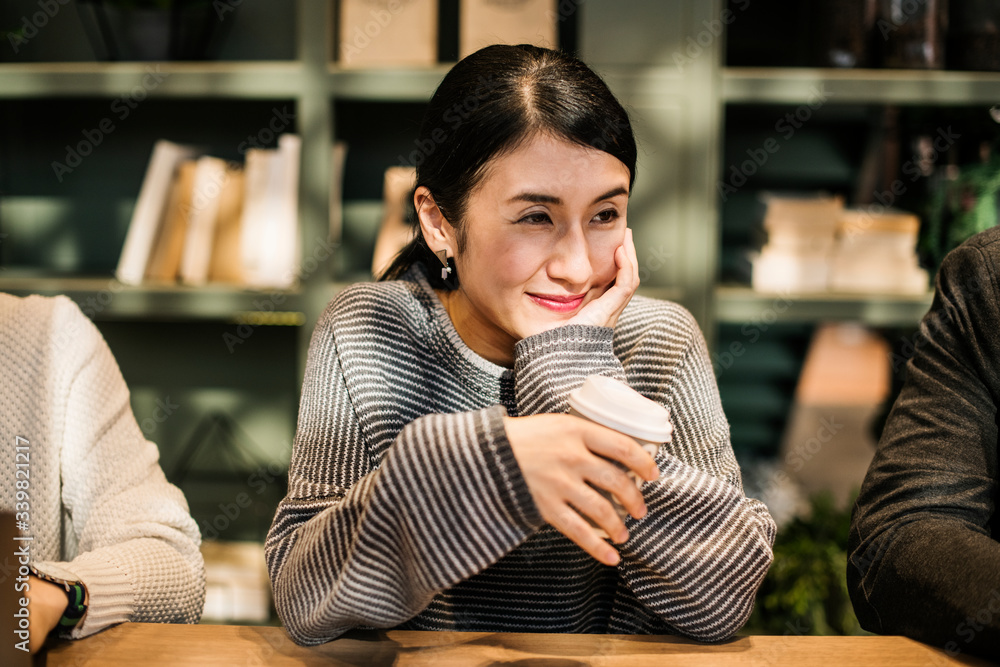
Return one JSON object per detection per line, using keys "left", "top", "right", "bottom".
{"left": 508, "top": 192, "right": 561, "bottom": 205}
{"left": 507, "top": 186, "right": 629, "bottom": 206}
{"left": 592, "top": 186, "right": 629, "bottom": 203}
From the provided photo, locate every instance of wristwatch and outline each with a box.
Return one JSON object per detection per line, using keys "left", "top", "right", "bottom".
{"left": 29, "top": 565, "right": 89, "bottom": 630}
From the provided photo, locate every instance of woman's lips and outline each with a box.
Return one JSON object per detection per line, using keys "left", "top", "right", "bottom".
{"left": 528, "top": 293, "right": 586, "bottom": 313}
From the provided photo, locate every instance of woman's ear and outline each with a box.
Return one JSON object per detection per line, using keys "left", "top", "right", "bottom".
{"left": 414, "top": 186, "right": 456, "bottom": 258}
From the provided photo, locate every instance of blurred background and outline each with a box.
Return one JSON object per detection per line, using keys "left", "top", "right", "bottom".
{"left": 2, "top": 0, "right": 998, "bottom": 633}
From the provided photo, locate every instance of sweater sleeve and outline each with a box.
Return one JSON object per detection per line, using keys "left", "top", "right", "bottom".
{"left": 513, "top": 309, "right": 776, "bottom": 642}
{"left": 265, "top": 305, "right": 544, "bottom": 646}
{"left": 32, "top": 297, "right": 205, "bottom": 638}
{"left": 513, "top": 324, "right": 624, "bottom": 416}
{"left": 847, "top": 241, "right": 1000, "bottom": 658}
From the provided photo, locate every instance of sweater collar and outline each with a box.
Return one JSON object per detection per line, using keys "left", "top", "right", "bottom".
{"left": 404, "top": 262, "right": 514, "bottom": 389}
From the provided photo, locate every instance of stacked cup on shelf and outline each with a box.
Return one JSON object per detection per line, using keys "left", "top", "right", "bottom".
{"left": 751, "top": 193, "right": 928, "bottom": 295}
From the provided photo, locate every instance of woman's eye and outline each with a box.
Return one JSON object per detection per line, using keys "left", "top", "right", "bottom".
{"left": 593, "top": 209, "right": 619, "bottom": 223}
{"left": 518, "top": 212, "right": 551, "bottom": 225}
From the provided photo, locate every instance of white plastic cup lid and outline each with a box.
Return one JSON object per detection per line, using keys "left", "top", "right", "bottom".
{"left": 567, "top": 375, "right": 673, "bottom": 443}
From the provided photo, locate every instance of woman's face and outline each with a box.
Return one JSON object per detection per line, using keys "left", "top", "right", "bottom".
{"left": 435, "top": 132, "right": 631, "bottom": 366}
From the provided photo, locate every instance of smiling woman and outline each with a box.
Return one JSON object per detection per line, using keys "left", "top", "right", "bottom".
{"left": 426, "top": 133, "right": 633, "bottom": 366}
{"left": 265, "top": 44, "right": 776, "bottom": 647}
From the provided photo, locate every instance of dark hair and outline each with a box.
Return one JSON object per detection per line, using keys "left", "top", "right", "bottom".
{"left": 379, "top": 43, "right": 637, "bottom": 288}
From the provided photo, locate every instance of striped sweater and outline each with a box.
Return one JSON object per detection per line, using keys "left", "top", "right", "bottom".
{"left": 266, "top": 264, "right": 776, "bottom": 645}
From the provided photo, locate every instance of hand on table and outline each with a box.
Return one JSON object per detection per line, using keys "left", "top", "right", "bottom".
{"left": 503, "top": 412, "right": 659, "bottom": 566}
{"left": 26, "top": 575, "right": 67, "bottom": 653}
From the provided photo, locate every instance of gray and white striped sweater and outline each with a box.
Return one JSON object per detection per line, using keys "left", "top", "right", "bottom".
{"left": 265, "top": 264, "right": 776, "bottom": 646}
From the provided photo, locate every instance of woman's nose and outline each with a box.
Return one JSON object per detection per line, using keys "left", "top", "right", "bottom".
{"left": 546, "top": 228, "right": 593, "bottom": 287}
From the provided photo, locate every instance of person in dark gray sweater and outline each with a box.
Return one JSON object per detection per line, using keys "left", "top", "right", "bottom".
{"left": 848, "top": 225, "right": 1000, "bottom": 659}
{"left": 266, "top": 44, "right": 775, "bottom": 646}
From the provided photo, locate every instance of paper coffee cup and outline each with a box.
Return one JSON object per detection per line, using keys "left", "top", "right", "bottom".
{"left": 567, "top": 375, "right": 673, "bottom": 539}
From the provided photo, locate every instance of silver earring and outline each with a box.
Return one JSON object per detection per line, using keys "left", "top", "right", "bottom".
{"left": 435, "top": 249, "right": 452, "bottom": 280}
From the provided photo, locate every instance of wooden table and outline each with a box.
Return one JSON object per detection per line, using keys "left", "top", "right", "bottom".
{"left": 37, "top": 623, "right": 995, "bottom": 666}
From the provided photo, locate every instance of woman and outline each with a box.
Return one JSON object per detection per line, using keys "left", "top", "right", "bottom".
{"left": 266, "top": 44, "right": 775, "bottom": 646}
{"left": 1, "top": 294, "right": 204, "bottom": 653}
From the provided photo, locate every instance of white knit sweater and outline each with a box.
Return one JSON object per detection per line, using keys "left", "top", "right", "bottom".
{"left": 0, "top": 294, "right": 204, "bottom": 638}
{"left": 267, "top": 264, "right": 776, "bottom": 645}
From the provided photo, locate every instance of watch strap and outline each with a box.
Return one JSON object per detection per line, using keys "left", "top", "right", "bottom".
{"left": 29, "top": 565, "right": 89, "bottom": 629}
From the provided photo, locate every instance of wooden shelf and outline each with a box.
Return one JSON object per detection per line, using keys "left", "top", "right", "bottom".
{"left": 0, "top": 272, "right": 687, "bottom": 323}
{"left": 0, "top": 274, "right": 305, "bottom": 322}
{"left": 714, "top": 285, "right": 934, "bottom": 327}
{"left": 0, "top": 61, "right": 698, "bottom": 105}
{"left": 328, "top": 66, "right": 451, "bottom": 101}
{"left": 0, "top": 62, "right": 459, "bottom": 102}
{"left": 0, "top": 62, "right": 305, "bottom": 99}
{"left": 723, "top": 67, "right": 1000, "bottom": 105}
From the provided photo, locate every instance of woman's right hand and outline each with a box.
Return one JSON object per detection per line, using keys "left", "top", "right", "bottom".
{"left": 502, "top": 413, "right": 660, "bottom": 566}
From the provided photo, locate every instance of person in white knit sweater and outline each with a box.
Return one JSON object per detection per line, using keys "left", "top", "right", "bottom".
{"left": 1, "top": 293, "right": 204, "bottom": 653}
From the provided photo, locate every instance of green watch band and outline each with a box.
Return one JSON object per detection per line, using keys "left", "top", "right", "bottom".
{"left": 29, "top": 565, "right": 89, "bottom": 630}
{"left": 56, "top": 581, "right": 87, "bottom": 629}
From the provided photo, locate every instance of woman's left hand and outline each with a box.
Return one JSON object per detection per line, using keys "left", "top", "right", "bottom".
{"left": 567, "top": 227, "right": 640, "bottom": 330}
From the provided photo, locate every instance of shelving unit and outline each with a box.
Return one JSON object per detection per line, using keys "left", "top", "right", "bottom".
{"left": 0, "top": 1, "right": 333, "bottom": 545}
{"left": 708, "top": 3, "right": 1000, "bottom": 457}
{"left": 723, "top": 67, "right": 1000, "bottom": 105}
{"left": 715, "top": 69, "right": 995, "bottom": 335}
{"left": 5, "top": 0, "right": 978, "bottom": 467}
{"left": 0, "top": 274, "right": 305, "bottom": 321}
{"left": 0, "top": 2, "right": 338, "bottom": 328}
{"left": 328, "top": 67, "right": 450, "bottom": 100}
{"left": 715, "top": 285, "right": 934, "bottom": 327}
{"left": 0, "top": 0, "right": 720, "bottom": 319}
{"left": 5, "top": 11, "right": 970, "bottom": 312}
{"left": 0, "top": 62, "right": 306, "bottom": 97}
{"left": 712, "top": 65, "right": 967, "bottom": 333}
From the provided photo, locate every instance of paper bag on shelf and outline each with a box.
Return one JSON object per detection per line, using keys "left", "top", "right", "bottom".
{"left": 179, "top": 156, "right": 229, "bottom": 286}
{"left": 116, "top": 140, "right": 200, "bottom": 285}
{"left": 208, "top": 164, "right": 246, "bottom": 285}
{"left": 459, "top": 0, "right": 558, "bottom": 58}
{"left": 240, "top": 134, "right": 300, "bottom": 290}
{"left": 829, "top": 209, "right": 929, "bottom": 294}
{"left": 751, "top": 193, "right": 844, "bottom": 293}
{"left": 145, "top": 159, "right": 198, "bottom": 283}
{"left": 338, "top": 0, "right": 438, "bottom": 68}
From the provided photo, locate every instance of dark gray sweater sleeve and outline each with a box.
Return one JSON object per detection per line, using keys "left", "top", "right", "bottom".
{"left": 513, "top": 324, "right": 626, "bottom": 415}
{"left": 848, "top": 238, "right": 1000, "bottom": 658}
{"left": 513, "top": 314, "right": 776, "bottom": 641}
{"left": 264, "top": 307, "right": 543, "bottom": 646}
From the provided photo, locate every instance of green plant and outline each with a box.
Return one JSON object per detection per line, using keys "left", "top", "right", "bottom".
{"left": 922, "top": 155, "right": 1000, "bottom": 272}
{"left": 744, "top": 492, "right": 865, "bottom": 636}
